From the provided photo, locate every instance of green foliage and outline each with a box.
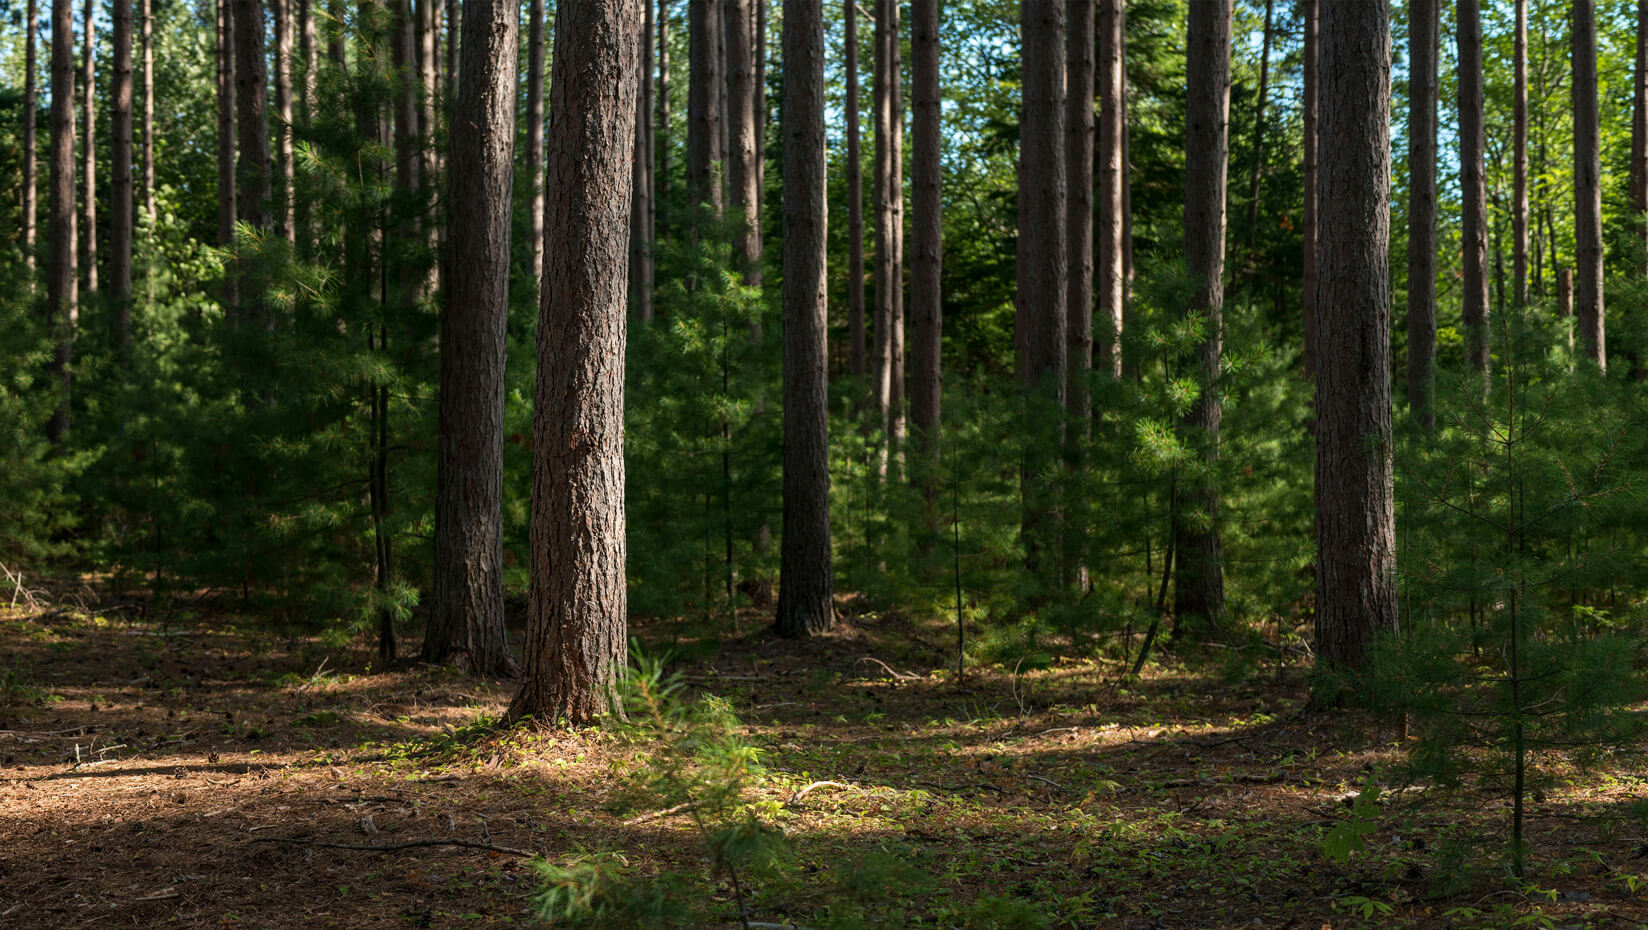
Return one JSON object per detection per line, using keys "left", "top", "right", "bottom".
{"left": 1321, "top": 778, "right": 1382, "bottom": 863}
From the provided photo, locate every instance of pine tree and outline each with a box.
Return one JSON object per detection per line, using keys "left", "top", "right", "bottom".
{"left": 47, "top": 0, "right": 77, "bottom": 446}
{"left": 1459, "top": 0, "right": 1489, "bottom": 381}
{"left": 846, "top": 0, "right": 866, "bottom": 380}
{"left": 909, "top": 0, "right": 942, "bottom": 508}
{"left": 112, "top": 0, "right": 134, "bottom": 348}
{"left": 1408, "top": 0, "right": 1437, "bottom": 430}
{"left": 1573, "top": 0, "right": 1605, "bottom": 369}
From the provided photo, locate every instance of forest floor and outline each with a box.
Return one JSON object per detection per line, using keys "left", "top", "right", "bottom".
{"left": 3, "top": 582, "right": 1648, "bottom": 929}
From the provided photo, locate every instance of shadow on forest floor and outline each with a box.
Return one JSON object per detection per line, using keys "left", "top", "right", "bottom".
{"left": 3, "top": 584, "right": 1648, "bottom": 928}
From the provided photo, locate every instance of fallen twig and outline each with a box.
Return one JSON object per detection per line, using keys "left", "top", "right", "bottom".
{"left": 623, "top": 801, "right": 695, "bottom": 825}
{"left": 251, "top": 836, "right": 536, "bottom": 857}
{"left": 132, "top": 889, "right": 180, "bottom": 903}
{"left": 787, "top": 780, "right": 852, "bottom": 804}
{"left": 856, "top": 656, "right": 921, "bottom": 681}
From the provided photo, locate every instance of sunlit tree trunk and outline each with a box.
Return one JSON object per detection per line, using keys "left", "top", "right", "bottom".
{"left": 1408, "top": 0, "right": 1437, "bottom": 431}
{"left": 47, "top": 0, "right": 77, "bottom": 447}
{"left": 112, "top": 0, "right": 133, "bottom": 348}
{"left": 1301, "top": 0, "right": 1317, "bottom": 380}
{"left": 80, "top": 0, "right": 97, "bottom": 298}
{"left": 141, "top": 0, "right": 153, "bottom": 223}
{"left": 526, "top": 0, "right": 545, "bottom": 291}
{"left": 775, "top": 0, "right": 834, "bottom": 638}
{"left": 872, "top": 0, "right": 904, "bottom": 462}
{"left": 688, "top": 0, "right": 725, "bottom": 212}
{"left": 1097, "top": 0, "right": 1123, "bottom": 377}
{"left": 1513, "top": 0, "right": 1529, "bottom": 304}
{"left": 24, "top": 0, "right": 38, "bottom": 278}
{"left": 632, "top": 0, "right": 655, "bottom": 321}
{"left": 910, "top": 0, "right": 941, "bottom": 502}
{"left": 1573, "top": 0, "right": 1605, "bottom": 369}
{"left": 726, "top": 0, "right": 760, "bottom": 284}
{"left": 1458, "top": 0, "right": 1489, "bottom": 380}
{"left": 217, "top": 0, "right": 237, "bottom": 317}
{"left": 508, "top": 0, "right": 641, "bottom": 726}
{"left": 274, "top": 0, "right": 295, "bottom": 241}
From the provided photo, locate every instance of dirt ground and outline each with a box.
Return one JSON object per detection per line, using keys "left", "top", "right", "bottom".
{"left": 4, "top": 586, "right": 1648, "bottom": 929}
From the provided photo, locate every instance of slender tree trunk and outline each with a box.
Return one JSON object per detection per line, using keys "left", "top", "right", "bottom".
{"left": 47, "top": 0, "right": 77, "bottom": 447}
{"left": 872, "top": 0, "right": 904, "bottom": 459}
{"left": 1120, "top": 17, "right": 1134, "bottom": 379}
{"left": 80, "top": 0, "right": 96, "bottom": 298}
{"left": 688, "top": 0, "right": 725, "bottom": 212}
{"left": 233, "top": 0, "right": 271, "bottom": 241}
{"left": 275, "top": 0, "right": 295, "bottom": 241}
{"left": 657, "top": 0, "right": 670, "bottom": 211}
{"left": 1097, "top": 0, "right": 1122, "bottom": 377}
{"left": 754, "top": 0, "right": 765, "bottom": 221}
{"left": 141, "top": 0, "right": 153, "bottom": 223}
{"left": 1573, "top": 0, "right": 1605, "bottom": 369}
{"left": 1017, "top": 0, "right": 1067, "bottom": 592}
{"left": 1065, "top": 0, "right": 1093, "bottom": 426}
{"left": 910, "top": 0, "right": 941, "bottom": 501}
{"left": 846, "top": 0, "right": 866, "bottom": 379}
{"left": 632, "top": 0, "right": 655, "bottom": 321}
{"left": 1243, "top": 0, "right": 1273, "bottom": 254}
{"left": 1301, "top": 0, "right": 1318, "bottom": 381}
{"left": 887, "top": 0, "right": 905, "bottom": 463}
{"left": 1558, "top": 266, "right": 1574, "bottom": 355}
{"left": 1315, "top": 0, "right": 1397, "bottom": 679}
{"left": 427, "top": 0, "right": 520, "bottom": 679}
{"left": 1514, "top": 0, "right": 1529, "bottom": 304}
{"left": 301, "top": 0, "right": 316, "bottom": 121}
{"left": 24, "top": 0, "right": 38, "bottom": 278}
{"left": 726, "top": 0, "right": 759, "bottom": 284}
{"left": 112, "top": 0, "right": 133, "bottom": 347}
{"left": 775, "top": 0, "right": 833, "bottom": 638}
{"left": 1408, "top": 0, "right": 1437, "bottom": 431}
{"left": 1634, "top": 0, "right": 1648, "bottom": 245}
{"left": 508, "top": 0, "right": 641, "bottom": 726}
{"left": 1458, "top": 0, "right": 1489, "bottom": 380}
{"left": 444, "top": 0, "right": 457, "bottom": 110}
{"left": 527, "top": 0, "right": 545, "bottom": 291}
{"left": 217, "top": 0, "right": 237, "bottom": 316}
{"left": 1172, "top": 0, "right": 1231, "bottom": 638}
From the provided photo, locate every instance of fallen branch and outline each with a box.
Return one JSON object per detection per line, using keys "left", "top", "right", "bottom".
{"left": 252, "top": 836, "right": 536, "bottom": 857}
{"left": 787, "top": 780, "right": 852, "bottom": 804}
{"left": 623, "top": 801, "right": 695, "bottom": 825}
{"left": 856, "top": 656, "right": 921, "bottom": 681}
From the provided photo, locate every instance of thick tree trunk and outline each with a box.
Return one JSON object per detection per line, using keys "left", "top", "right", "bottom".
{"left": 216, "top": 0, "right": 237, "bottom": 315}
{"left": 910, "top": 0, "right": 941, "bottom": 496}
{"left": 112, "top": 0, "right": 133, "bottom": 345}
{"left": 726, "top": 0, "right": 760, "bottom": 284}
{"left": 1573, "top": 0, "right": 1605, "bottom": 369}
{"left": 1172, "top": 0, "right": 1230, "bottom": 638}
{"left": 1065, "top": 0, "right": 1093, "bottom": 426}
{"left": 275, "top": 0, "right": 295, "bottom": 241}
{"left": 688, "top": 0, "right": 725, "bottom": 212}
{"left": 1097, "top": 0, "right": 1123, "bottom": 377}
{"left": 775, "top": 0, "right": 833, "bottom": 638}
{"left": 527, "top": 0, "right": 545, "bottom": 291}
{"left": 47, "top": 0, "right": 77, "bottom": 447}
{"left": 1315, "top": 0, "right": 1397, "bottom": 678}
{"left": 1514, "top": 0, "right": 1529, "bottom": 305}
{"left": 1301, "top": 0, "right": 1317, "bottom": 381}
{"left": 846, "top": 0, "right": 866, "bottom": 379}
{"left": 1458, "top": 0, "right": 1489, "bottom": 379}
{"left": 1408, "top": 0, "right": 1437, "bottom": 431}
{"left": 1017, "top": 0, "right": 1067, "bottom": 591}
{"left": 141, "top": 0, "right": 153, "bottom": 222}
{"left": 508, "top": 0, "right": 640, "bottom": 726}
{"left": 632, "top": 0, "right": 655, "bottom": 321}
{"left": 232, "top": 0, "right": 270, "bottom": 329}
{"left": 80, "top": 0, "right": 96, "bottom": 298}
{"left": 428, "top": 0, "right": 520, "bottom": 679}
{"left": 1243, "top": 0, "right": 1273, "bottom": 254}
{"left": 24, "top": 0, "right": 38, "bottom": 277}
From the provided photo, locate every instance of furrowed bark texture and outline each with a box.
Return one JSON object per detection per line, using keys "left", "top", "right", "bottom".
{"left": 81, "top": 0, "right": 96, "bottom": 297}
{"left": 47, "top": 0, "right": 78, "bottom": 447}
{"left": 726, "top": 0, "right": 760, "bottom": 284}
{"left": 1064, "top": 0, "right": 1093, "bottom": 426}
{"left": 275, "top": 0, "right": 294, "bottom": 241}
{"left": 1315, "top": 0, "right": 1398, "bottom": 676}
{"left": 688, "top": 0, "right": 725, "bottom": 212}
{"left": 428, "top": 0, "right": 520, "bottom": 679}
{"left": 776, "top": 0, "right": 834, "bottom": 638}
{"left": 526, "top": 0, "right": 545, "bottom": 290}
{"left": 1407, "top": 0, "right": 1437, "bottom": 431}
{"left": 1097, "top": 0, "right": 1123, "bottom": 378}
{"left": 1172, "top": 0, "right": 1230, "bottom": 637}
{"left": 1573, "top": 0, "right": 1605, "bottom": 369}
{"left": 509, "top": 0, "right": 640, "bottom": 725}
{"left": 910, "top": 0, "right": 941, "bottom": 481}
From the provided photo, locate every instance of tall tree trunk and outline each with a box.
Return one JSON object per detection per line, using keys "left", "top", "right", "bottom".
{"left": 872, "top": 0, "right": 904, "bottom": 460}
{"left": 910, "top": 0, "right": 941, "bottom": 501}
{"left": 1573, "top": 0, "right": 1605, "bottom": 369}
{"left": 754, "top": 0, "right": 765, "bottom": 223}
{"left": 47, "top": 0, "right": 77, "bottom": 447}
{"left": 726, "top": 0, "right": 759, "bottom": 284}
{"left": 846, "top": 0, "right": 866, "bottom": 379}
{"left": 112, "top": 0, "right": 133, "bottom": 348}
{"left": 1408, "top": 0, "right": 1437, "bottom": 431}
{"left": 1514, "top": 0, "right": 1529, "bottom": 304}
{"left": 632, "top": 0, "right": 655, "bottom": 321}
{"left": 301, "top": 0, "right": 316, "bottom": 121}
{"left": 1558, "top": 266, "right": 1574, "bottom": 355}
{"left": 508, "top": 0, "right": 641, "bottom": 726}
{"left": 1017, "top": 0, "right": 1067, "bottom": 593}
{"left": 1065, "top": 0, "right": 1093, "bottom": 426}
{"left": 1243, "top": 0, "right": 1273, "bottom": 254}
{"left": 775, "top": 0, "right": 833, "bottom": 638}
{"left": 657, "top": 0, "right": 670, "bottom": 212}
{"left": 427, "top": 0, "right": 519, "bottom": 679}
{"left": 80, "top": 0, "right": 96, "bottom": 298}
{"left": 1633, "top": 0, "right": 1648, "bottom": 245}
{"left": 1172, "top": 0, "right": 1231, "bottom": 638}
{"left": 275, "top": 0, "right": 295, "bottom": 241}
{"left": 232, "top": 0, "right": 271, "bottom": 241}
{"left": 217, "top": 0, "right": 237, "bottom": 316}
{"left": 1458, "top": 0, "right": 1489, "bottom": 380}
{"left": 687, "top": 0, "right": 724, "bottom": 212}
{"left": 1314, "top": 0, "right": 1397, "bottom": 680}
{"left": 1097, "top": 0, "right": 1123, "bottom": 377}
{"left": 886, "top": 0, "right": 905, "bottom": 462}
{"left": 1301, "top": 0, "right": 1317, "bottom": 381}
{"left": 1120, "top": 16, "right": 1134, "bottom": 379}
{"left": 24, "top": 0, "right": 38, "bottom": 278}
{"left": 444, "top": 0, "right": 456, "bottom": 111}
{"left": 141, "top": 0, "right": 154, "bottom": 222}
{"left": 526, "top": 0, "right": 545, "bottom": 291}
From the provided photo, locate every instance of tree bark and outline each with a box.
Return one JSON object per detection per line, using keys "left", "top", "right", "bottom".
{"left": 508, "top": 0, "right": 640, "bottom": 726}
{"left": 1017, "top": 0, "right": 1067, "bottom": 591}
{"left": 232, "top": 0, "right": 271, "bottom": 241}
{"left": 1243, "top": 0, "right": 1273, "bottom": 254}
{"left": 428, "top": 0, "right": 520, "bottom": 679}
{"left": 688, "top": 0, "right": 725, "bottom": 212}
{"left": 1408, "top": 0, "right": 1437, "bottom": 431}
{"left": 726, "top": 0, "right": 760, "bottom": 284}
{"left": 1458, "top": 0, "right": 1489, "bottom": 380}
{"left": 1097, "top": 0, "right": 1122, "bottom": 377}
{"left": 1172, "top": 0, "right": 1231, "bottom": 638}
{"left": 526, "top": 0, "right": 545, "bottom": 291}
{"left": 1573, "top": 0, "right": 1605, "bottom": 369}
{"left": 47, "top": 0, "right": 77, "bottom": 447}
{"left": 24, "top": 0, "right": 38, "bottom": 278}
{"left": 872, "top": 0, "right": 904, "bottom": 461}
{"left": 275, "top": 0, "right": 295, "bottom": 241}
{"left": 632, "top": 0, "right": 655, "bottom": 321}
{"left": 112, "top": 0, "right": 133, "bottom": 345}
{"left": 910, "top": 0, "right": 941, "bottom": 496}
{"left": 1065, "top": 0, "right": 1093, "bottom": 426}
{"left": 846, "top": 0, "right": 866, "bottom": 379}
{"left": 80, "top": 0, "right": 97, "bottom": 298}
{"left": 1314, "top": 0, "right": 1397, "bottom": 678}
{"left": 1513, "top": 0, "right": 1529, "bottom": 305}
{"left": 217, "top": 0, "right": 237, "bottom": 315}
{"left": 141, "top": 0, "right": 154, "bottom": 223}
{"left": 657, "top": 0, "right": 670, "bottom": 212}
{"left": 1558, "top": 266, "right": 1574, "bottom": 355}
{"left": 1301, "top": 0, "right": 1317, "bottom": 381}
{"left": 775, "top": 0, "right": 834, "bottom": 638}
